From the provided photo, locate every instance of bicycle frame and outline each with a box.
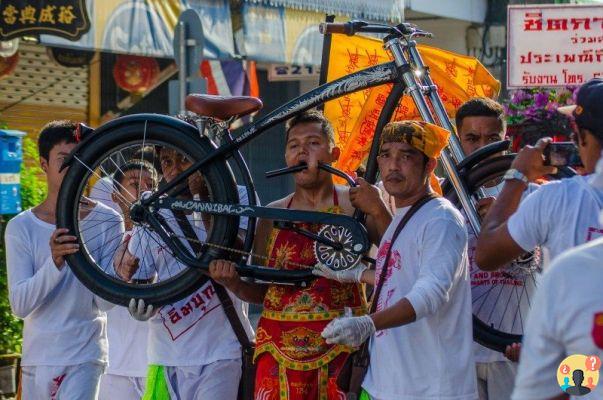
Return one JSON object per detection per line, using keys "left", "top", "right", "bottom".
{"left": 101, "top": 32, "right": 483, "bottom": 283}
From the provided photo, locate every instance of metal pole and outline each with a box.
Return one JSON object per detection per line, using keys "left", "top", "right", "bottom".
{"left": 178, "top": 21, "right": 187, "bottom": 114}
{"left": 387, "top": 39, "right": 483, "bottom": 235}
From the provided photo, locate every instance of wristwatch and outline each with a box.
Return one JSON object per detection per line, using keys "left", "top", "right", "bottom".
{"left": 503, "top": 169, "right": 529, "bottom": 184}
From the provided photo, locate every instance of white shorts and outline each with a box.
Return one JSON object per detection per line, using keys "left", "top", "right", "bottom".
{"left": 21, "top": 362, "right": 105, "bottom": 400}
{"left": 164, "top": 359, "right": 242, "bottom": 400}
{"left": 99, "top": 373, "right": 146, "bottom": 400}
{"left": 476, "top": 361, "right": 518, "bottom": 400}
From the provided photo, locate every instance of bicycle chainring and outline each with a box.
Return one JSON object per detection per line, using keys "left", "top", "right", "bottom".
{"left": 313, "top": 225, "right": 362, "bottom": 271}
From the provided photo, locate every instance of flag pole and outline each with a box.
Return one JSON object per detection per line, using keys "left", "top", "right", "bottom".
{"left": 317, "top": 14, "right": 335, "bottom": 111}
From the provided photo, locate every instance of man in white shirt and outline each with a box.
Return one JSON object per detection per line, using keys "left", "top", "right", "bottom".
{"left": 98, "top": 160, "right": 158, "bottom": 400}
{"left": 116, "top": 146, "right": 253, "bottom": 400}
{"left": 511, "top": 153, "right": 603, "bottom": 400}
{"left": 476, "top": 78, "right": 603, "bottom": 270}
{"left": 6, "top": 120, "right": 122, "bottom": 399}
{"left": 317, "top": 121, "right": 478, "bottom": 400}
{"left": 456, "top": 97, "right": 535, "bottom": 400}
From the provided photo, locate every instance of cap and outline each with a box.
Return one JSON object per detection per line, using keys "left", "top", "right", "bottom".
{"left": 558, "top": 78, "right": 603, "bottom": 136}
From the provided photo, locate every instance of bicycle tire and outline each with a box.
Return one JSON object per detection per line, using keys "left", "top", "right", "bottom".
{"left": 444, "top": 155, "right": 521, "bottom": 352}
{"left": 57, "top": 116, "right": 240, "bottom": 307}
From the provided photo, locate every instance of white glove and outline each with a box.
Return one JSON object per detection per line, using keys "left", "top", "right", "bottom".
{"left": 312, "top": 262, "right": 367, "bottom": 283}
{"left": 321, "top": 315, "right": 376, "bottom": 347}
{"left": 128, "top": 298, "right": 155, "bottom": 321}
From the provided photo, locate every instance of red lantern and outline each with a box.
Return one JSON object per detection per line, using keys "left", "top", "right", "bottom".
{"left": 0, "top": 53, "right": 19, "bottom": 81}
{"left": 113, "top": 55, "right": 159, "bottom": 94}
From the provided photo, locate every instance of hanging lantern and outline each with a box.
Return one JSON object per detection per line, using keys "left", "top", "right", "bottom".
{"left": 113, "top": 55, "right": 159, "bottom": 94}
{"left": 0, "top": 53, "right": 19, "bottom": 81}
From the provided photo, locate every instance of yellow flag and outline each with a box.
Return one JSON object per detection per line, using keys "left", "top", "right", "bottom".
{"left": 323, "top": 35, "right": 500, "bottom": 179}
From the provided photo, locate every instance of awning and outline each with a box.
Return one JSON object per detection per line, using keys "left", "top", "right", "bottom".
{"left": 243, "top": 0, "right": 404, "bottom": 23}
{"left": 39, "top": 0, "right": 235, "bottom": 59}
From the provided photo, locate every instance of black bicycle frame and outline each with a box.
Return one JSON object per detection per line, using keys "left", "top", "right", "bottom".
{"left": 141, "top": 62, "right": 399, "bottom": 206}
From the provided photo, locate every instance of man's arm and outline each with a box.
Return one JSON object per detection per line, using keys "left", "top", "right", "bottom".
{"left": 476, "top": 138, "right": 556, "bottom": 271}
{"left": 349, "top": 178, "right": 392, "bottom": 244}
{"left": 6, "top": 227, "right": 70, "bottom": 318}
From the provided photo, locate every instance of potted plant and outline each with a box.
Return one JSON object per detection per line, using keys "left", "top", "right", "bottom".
{"left": 0, "top": 135, "right": 47, "bottom": 397}
{"left": 504, "top": 87, "right": 577, "bottom": 151}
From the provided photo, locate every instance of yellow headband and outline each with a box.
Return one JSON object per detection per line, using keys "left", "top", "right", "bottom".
{"left": 380, "top": 121, "right": 450, "bottom": 159}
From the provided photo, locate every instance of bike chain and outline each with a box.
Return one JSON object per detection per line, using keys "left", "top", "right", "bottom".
{"left": 172, "top": 234, "right": 315, "bottom": 270}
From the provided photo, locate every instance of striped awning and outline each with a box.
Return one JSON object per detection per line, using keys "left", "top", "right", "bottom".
{"left": 242, "top": 0, "right": 404, "bottom": 22}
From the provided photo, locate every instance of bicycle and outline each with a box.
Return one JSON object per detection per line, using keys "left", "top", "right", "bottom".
{"left": 56, "top": 20, "right": 558, "bottom": 353}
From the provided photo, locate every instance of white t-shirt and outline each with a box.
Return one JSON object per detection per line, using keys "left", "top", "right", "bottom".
{"left": 362, "top": 197, "right": 477, "bottom": 400}
{"left": 508, "top": 175, "right": 603, "bottom": 262}
{"left": 5, "top": 205, "right": 122, "bottom": 366}
{"left": 512, "top": 238, "right": 603, "bottom": 400}
{"left": 128, "top": 210, "right": 253, "bottom": 366}
{"left": 90, "top": 177, "right": 121, "bottom": 214}
{"left": 105, "top": 232, "right": 148, "bottom": 377}
{"left": 469, "top": 183, "right": 542, "bottom": 363}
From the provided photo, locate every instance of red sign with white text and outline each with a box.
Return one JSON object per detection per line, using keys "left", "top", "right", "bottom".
{"left": 507, "top": 4, "right": 603, "bottom": 88}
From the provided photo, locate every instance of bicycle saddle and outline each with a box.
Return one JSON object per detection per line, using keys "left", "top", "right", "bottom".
{"left": 185, "top": 94, "right": 263, "bottom": 120}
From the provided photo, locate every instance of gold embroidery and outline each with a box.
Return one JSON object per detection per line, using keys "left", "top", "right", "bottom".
{"left": 264, "top": 286, "right": 286, "bottom": 309}
{"left": 274, "top": 241, "right": 297, "bottom": 268}
{"left": 283, "top": 291, "right": 327, "bottom": 314}
{"left": 256, "top": 327, "right": 273, "bottom": 344}
{"left": 330, "top": 284, "right": 354, "bottom": 308}
{"left": 254, "top": 342, "right": 353, "bottom": 371}
{"left": 261, "top": 307, "right": 365, "bottom": 322}
{"left": 280, "top": 326, "right": 326, "bottom": 359}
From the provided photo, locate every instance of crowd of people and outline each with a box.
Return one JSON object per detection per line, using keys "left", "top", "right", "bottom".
{"left": 5, "top": 78, "right": 603, "bottom": 400}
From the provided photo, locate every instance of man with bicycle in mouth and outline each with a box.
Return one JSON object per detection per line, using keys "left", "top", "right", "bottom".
{"left": 317, "top": 121, "right": 478, "bottom": 400}
{"left": 209, "top": 109, "right": 392, "bottom": 399}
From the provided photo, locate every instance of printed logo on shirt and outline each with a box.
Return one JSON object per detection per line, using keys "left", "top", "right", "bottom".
{"left": 159, "top": 281, "right": 220, "bottom": 340}
{"left": 50, "top": 373, "right": 66, "bottom": 400}
{"left": 592, "top": 312, "right": 603, "bottom": 350}
{"left": 557, "top": 354, "right": 601, "bottom": 396}
{"left": 587, "top": 227, "right": 603, "bottom": 242}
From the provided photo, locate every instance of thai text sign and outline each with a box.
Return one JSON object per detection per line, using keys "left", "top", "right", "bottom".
{"left": 0, "top": 0, "right": 90, "bottom": 41}
{"left": 507, "top": 4, "right": 603, "bottom": 88}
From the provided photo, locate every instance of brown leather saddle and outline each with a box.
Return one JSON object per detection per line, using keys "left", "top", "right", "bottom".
{"left": 185, "top": 94, "right": 263, "bottom": 121}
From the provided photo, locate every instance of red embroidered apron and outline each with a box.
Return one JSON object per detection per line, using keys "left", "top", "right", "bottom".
{"left": 254, "top": 190, "right": 366, "bottom": 400}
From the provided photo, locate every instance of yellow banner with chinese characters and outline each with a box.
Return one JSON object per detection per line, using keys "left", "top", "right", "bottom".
{"left": 323, "top": 34, "right": 500, "bottom": 178}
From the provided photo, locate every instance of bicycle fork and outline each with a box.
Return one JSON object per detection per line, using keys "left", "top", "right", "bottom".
{"left": 386, "top": 37, "right": 483, "bottom": 235}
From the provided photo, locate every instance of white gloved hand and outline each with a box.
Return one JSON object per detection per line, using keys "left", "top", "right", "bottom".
{"left": 321, "top": 315, "right": 376, "bottom": 347}
{"left": 128, "top": 298, "right": 155, "bottom": 321}
{"left": 312, "top": 262, "right": 367, "bottom": 283}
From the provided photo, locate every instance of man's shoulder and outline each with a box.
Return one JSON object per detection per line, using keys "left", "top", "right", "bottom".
{"left": 425, "top": 197, "right": 464, "bottom": 224}
{"left": 549, "top": 238, "right": 603, "bottom": 274}
{"left": 267, "top": 196, "right": 290, "bottom": 209}
{"left": 5, "top": 210, "right": 34, "bottom": 236}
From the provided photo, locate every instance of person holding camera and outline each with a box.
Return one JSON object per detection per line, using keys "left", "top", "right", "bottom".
{"left": 476, "top": 78, "right": 603, "bottom": 271}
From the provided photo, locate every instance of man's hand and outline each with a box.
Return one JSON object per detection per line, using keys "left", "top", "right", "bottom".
{"left": 321, "top": 315, "right": 376, "bottom": 347}
{"left": 50, "top": 228, "right": 79, "bottom": 270}
{"left": 128, "top": 298, "right": 155, "bottom": 321}
{"left": 209, "top": 259, "right": 241, "bottom": 289}
{"left": 312, "top": 263, "right": 367, "bottom": 283}
{"left": 113, "top": 235, "right": 140, "bottom": 281}
{"left": 350, "top": 178, "right": 387, "bottom": 216}
{"left": 510, "top": 138, "right": 558, "bottom": 182}
{"left": 188, "top": 171, "right": 209, "bottom": 198}
{"left": 505, "top": 342, "right": 521, "bottom": 362}
{"left": 477, "top": 196, "right": 495, "bottom": 218}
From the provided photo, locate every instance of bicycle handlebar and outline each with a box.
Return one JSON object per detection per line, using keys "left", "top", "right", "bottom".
{"left": 319, "top": 20, "right": 433, "bottom": 39}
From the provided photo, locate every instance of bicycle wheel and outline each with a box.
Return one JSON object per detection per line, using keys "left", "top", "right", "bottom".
{"left": 444, "top": 155, "right": 531, "bottom": 352}
{"left": 57, "top": 115, "right": 240, "bottom": 307}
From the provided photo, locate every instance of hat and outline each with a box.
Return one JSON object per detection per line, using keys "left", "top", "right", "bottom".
{"left": 558, "top": 78, "right": 603, "bottom": 136}
{"left": 380, "top": 121, "right": 450, "bottom": 159}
